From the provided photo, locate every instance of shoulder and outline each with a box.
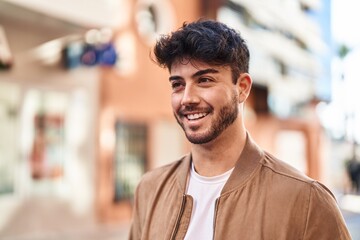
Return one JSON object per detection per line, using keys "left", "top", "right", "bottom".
{"left": 136, "top": 154, "right": 189, "bottom": 193}
{"left": 259, "top": 151, "right": 346, "bottom": 219}
{"left": 129, "top": 155, "right": 190, "bottom": 238}
{"left": 260, "top": 151, "right": 314, "bottom": 184}
{"left": 259, "top": 152, "right": 351, "bottom": 238}
{"left": 259, "top": 151, "right": 337, "bottom": 199}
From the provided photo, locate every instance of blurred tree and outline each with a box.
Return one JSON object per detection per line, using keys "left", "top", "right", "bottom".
{"left": 338, "top": 44, "right": 351, "bottom": 59}
{"left": 338, "top": 44, "right": 351, "bottom": 80}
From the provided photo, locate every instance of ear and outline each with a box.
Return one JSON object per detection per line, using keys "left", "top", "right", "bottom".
{"left": 237, "top": 73, "right": 252, "bottom": 103}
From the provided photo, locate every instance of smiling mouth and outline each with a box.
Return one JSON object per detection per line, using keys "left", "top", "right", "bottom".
{"left": 186, "top": 112, "right": 208, "bottom": 120}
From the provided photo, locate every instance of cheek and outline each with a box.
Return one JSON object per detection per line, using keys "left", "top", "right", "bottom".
{"left": 203, "top": 89, "right": 232, "bottom": 105}
{"left": 171, "top": 94, "right": 182, "bottom": 110}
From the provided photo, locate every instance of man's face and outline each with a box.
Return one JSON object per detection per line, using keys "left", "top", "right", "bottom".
{"left": 169, "top": 60, "right": 240, "bottom": 144}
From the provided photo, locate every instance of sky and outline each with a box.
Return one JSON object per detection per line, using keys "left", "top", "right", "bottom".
{"left": 332, "top": 0, "right": 360, "bottom": 48}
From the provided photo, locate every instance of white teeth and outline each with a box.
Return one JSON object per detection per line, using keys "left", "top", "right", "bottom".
{"left": 187, "top": 113, "right": 207, "bottom": 120}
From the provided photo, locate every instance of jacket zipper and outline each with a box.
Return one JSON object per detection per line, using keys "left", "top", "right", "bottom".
{"left": 213, "top": 198, "right": 220, "bottom": 240}
{"left": 171, "top": 194, "right": 187, "bottom": 240}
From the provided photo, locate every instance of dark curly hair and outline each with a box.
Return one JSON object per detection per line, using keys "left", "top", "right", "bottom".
{"left": 153, "top": 19, "right": 250, "bottom": 84}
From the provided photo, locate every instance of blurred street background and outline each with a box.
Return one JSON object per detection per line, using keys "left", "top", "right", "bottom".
{"left": 0, "top": 0, "right": 360, "bottom": 239}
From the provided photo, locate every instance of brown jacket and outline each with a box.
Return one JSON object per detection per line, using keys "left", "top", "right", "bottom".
{"left": 129, "top": 135, "right": 351, "bottom": 240}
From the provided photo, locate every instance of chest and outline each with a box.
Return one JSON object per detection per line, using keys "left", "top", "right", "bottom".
{"left": 145, "top": 184, "right": 308, "bottom": 240}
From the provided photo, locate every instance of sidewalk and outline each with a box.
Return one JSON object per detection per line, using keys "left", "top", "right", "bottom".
{"left": 339, "top": 194, "right": 360, "bottom": 239}
{"left": 0, "top": 196, "right": 130, "bottom": 240}
{"left": 343, "top": 210, "right": 360, "bottom": 240}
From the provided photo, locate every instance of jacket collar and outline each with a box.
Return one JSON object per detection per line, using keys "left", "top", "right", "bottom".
{"left": 176, "top": 133, "right": 264, "bottom": 194}
{"left": 221, "top": 133, "right": 264, "bottom": 194}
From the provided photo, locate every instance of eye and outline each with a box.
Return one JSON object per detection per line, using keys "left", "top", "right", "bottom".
{"left": 171, "top": 81, "right": 184, "bottom": 91}
{"left": 198, "top": 77, "right": 213, "bottom": 84}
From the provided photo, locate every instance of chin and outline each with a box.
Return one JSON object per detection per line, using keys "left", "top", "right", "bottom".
{"left": 186, "top": 132, "right": 216, "bottom": 145}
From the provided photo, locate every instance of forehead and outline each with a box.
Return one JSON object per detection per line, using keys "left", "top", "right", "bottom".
{"left": 170, "top": 59, "right": 229, "bottom": 75}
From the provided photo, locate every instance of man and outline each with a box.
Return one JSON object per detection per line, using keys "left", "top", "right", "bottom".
{"left": 129, "top": 20, "right": 351, "bottom": 240}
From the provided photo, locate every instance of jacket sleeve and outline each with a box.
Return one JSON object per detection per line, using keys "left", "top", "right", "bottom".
{"left": 302, "top": 181, "right": 351, "bottom": 240}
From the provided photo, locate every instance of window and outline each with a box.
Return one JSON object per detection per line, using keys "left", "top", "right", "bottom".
{"left": 30, "top": 114, "right": 65, "bottom": 180}
{"left": 0, "top": 82, "right": 19, "bottom": 195}
{"left": 114, "top": 121, "right": 147, "bottom": 201}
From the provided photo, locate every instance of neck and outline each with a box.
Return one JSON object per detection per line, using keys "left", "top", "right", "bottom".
{"left": 190, "top": 120, "right": 247, "bottom": 177}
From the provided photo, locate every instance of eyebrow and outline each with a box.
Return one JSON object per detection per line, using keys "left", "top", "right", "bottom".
{"left": 193, "top": 68, "right": 219, "bottom": 77}
{"left": 169, "top": 68, "right": 219, "bottom": 82}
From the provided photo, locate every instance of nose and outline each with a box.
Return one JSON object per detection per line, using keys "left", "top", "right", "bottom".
{"left": 181, "top": 84, "right": 200, "bottom": 106}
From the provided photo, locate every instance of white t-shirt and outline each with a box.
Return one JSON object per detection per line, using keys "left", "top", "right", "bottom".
{"left": 184, "top": 163, "right": 234, "bottom": 240}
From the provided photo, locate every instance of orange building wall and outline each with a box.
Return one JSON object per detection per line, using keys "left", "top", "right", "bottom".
{"left": 100, "top": 0, "right": 203, "bottom": 120}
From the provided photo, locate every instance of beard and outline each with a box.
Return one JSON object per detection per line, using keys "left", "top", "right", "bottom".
{"left": 174, "top": 93, "right": 239, "bottom": 144}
